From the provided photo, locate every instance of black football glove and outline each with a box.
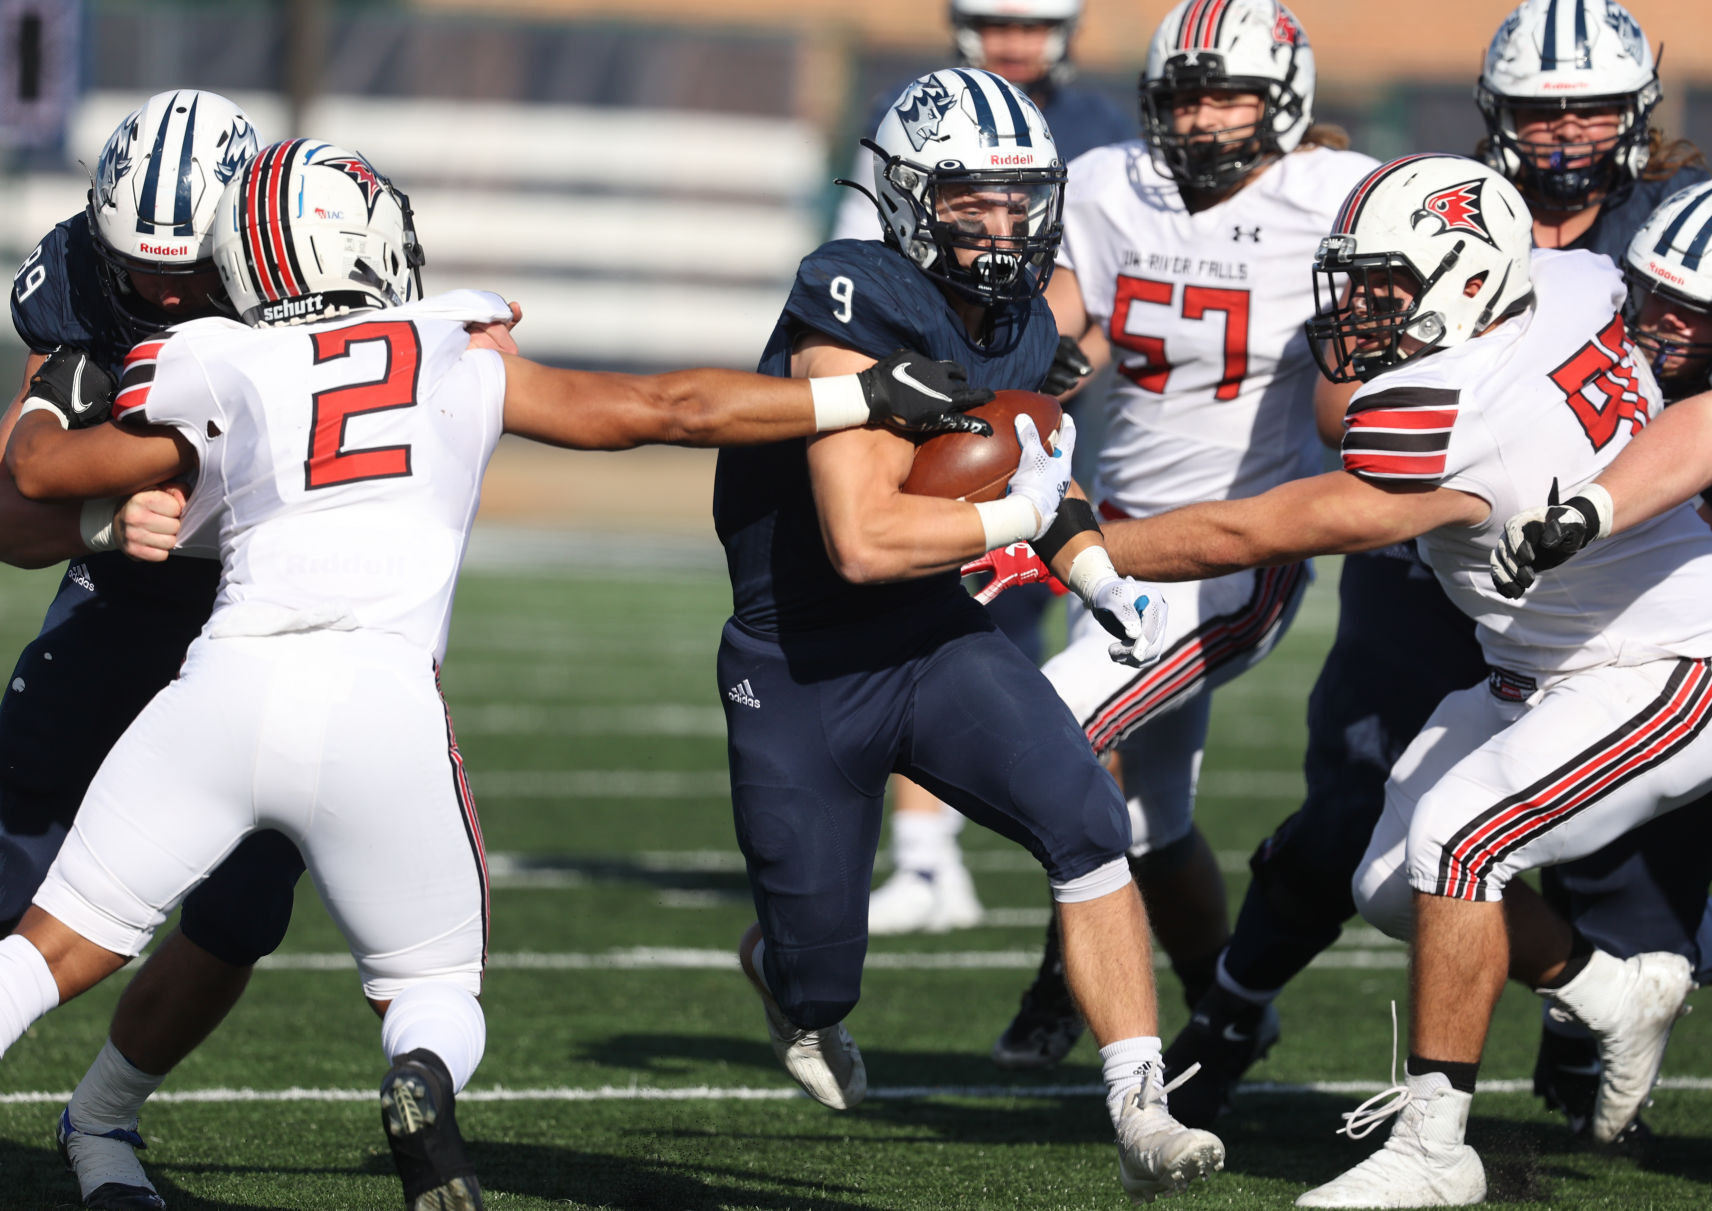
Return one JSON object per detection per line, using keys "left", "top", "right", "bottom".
{"left": 1039, "top": 334, "right": 1093, "bottom": 397}
{"left": 858, "top": 350, "right": 994, "bottom": 436}
{"left": 23, "top": 346, "right": 117, "bottom": 430}
{"left": 1489, "top": 478, "right": 1606, "bottom": 599}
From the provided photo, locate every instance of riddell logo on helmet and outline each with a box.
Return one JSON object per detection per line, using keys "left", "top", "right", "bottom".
{"left": 261, "top": 293, "right": 326, "bottom": 322}
{"left": 138, "top": 242, "right": 188, "bottom": 256}
{"left": 1647, "top": 260, "right": 1688, "bottom": 286}
{"left": 986, "top": 153, "right": 1036, "bottom": 166}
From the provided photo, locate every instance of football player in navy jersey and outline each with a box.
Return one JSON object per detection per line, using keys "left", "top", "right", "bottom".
{"left": 1161, "top": 0, "right": 1712, "bottom": 1137}
{"left": 0, "top": 89, "right": 299, "bottom": 1211}
{"left": 844, "top": 0, "right": 1134, "bottom": 942}
{"left": 714, "top": 69, "right": 1227, "bottom": 1201}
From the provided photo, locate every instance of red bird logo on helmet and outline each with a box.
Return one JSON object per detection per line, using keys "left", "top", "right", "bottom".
{"left": 322, "top": 155, "right": 386, "bottom": 217}
{"left": 1413, "top": 179, "right": 1497, "bottom": 247}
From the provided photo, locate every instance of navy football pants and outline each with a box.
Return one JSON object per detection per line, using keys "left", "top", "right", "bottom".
{"left": 720, "top": 598, "right": 1129, "bottom": 1030}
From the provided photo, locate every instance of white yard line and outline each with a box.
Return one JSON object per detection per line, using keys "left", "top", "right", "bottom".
{"left": 2, "top": 1078, "right": 1711, "bottom": 1106}
{"left": 251, "top": 947, "right": 1407, "bottom": 972}
{"left": 466, "top": 769, "right": 1303, "bottom": 800}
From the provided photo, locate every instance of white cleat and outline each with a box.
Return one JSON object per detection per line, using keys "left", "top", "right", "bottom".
{"left": 1115, "top": 1068, "right": 1225, "bottom": 1203}
{"left": 1296, "top": 1075, "right": 1485, "bottom": 1209}
{"left": 739, "top": 923, "right": 866, "bottom": 1110}
{"left": 56, "top": 1107, "right": 165, "bottom": 1210}
{"left": 867, "top": 864, "right": 983, "bottom": 935}
{"left": 1542, "top": 950, "right": 1695, "bottom": 1145}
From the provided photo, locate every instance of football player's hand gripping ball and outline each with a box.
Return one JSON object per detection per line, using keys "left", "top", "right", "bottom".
{"left": 20, "top": 346, "right": 117, "bottom": 430}
{"left": 961, "top": 542, "right": 1068, "bottom": 604}
{"left": 857, "top": 350, "right": 995, "bottom": 436}
{"left": 1490, "top": 478, "right": 1612, "bottom": 599}
{"left": 1088, "top": 576, "right": 1169, "bottom": 668}
{"left": 1040, "top": 334, "right": 1094, "bottom": 397}
{"left": 1004, "top": 413, "right": 1075, "bottom": 541}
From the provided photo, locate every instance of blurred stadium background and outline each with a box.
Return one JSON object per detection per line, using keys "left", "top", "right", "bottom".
{"left": 2, "top": 0, "right": 1710, "bottom": 526}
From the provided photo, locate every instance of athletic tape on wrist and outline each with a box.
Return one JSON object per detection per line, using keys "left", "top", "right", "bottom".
{"left": 1567, "top": 483, "right": 1614, "bottom": 542}
{"left": 1033, "top": 496, "right": 1101, "bottom": 565}
{"left": 1065, "top": 545, "right": 1119, "bottom": 601}
{"left": 17, "top": 398, "right": 69, "bottom": 429}
{"left": 79, "top": 497, "right": 120, "bottom": 553}
{"left": 974, "top": 495, "right": 1040, "bottom": 550}
{"left": 809, "top": 375, "right": 871, "bottom": 432}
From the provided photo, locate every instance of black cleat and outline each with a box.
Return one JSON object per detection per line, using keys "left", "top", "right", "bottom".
{"left": 992, "top": 918, "right": 1084, "bottom": 1069}
{"left": 77, "top": 1185, "right": 166, "bottom": 1211}
{"left": 380, "top": 1050, "right": 484, "bottom": 1211}
{"left": 1160, "top": 993, "right": 1281, "bottom": 1128}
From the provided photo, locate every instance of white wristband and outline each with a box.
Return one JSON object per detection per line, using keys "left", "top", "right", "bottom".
{"left": 1571, "top": 482, "right": 1615, "bottom": 541}
{"left": 80, "top": 496, "right": 120, "bottom": 553}
{"left": 973, "top": 495, "right": 1040, "bottom": 550}
{"left": 809, "top": 375, "right": 870, "bottom": 432}
{"left": 1066, "top": 544, "right": 1119, "bottom": 600}
{"left": 17, "top": 397, "right": 69, "bottom": 429}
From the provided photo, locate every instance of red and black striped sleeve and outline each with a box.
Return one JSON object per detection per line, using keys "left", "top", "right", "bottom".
{"left": 111, "top": 338, "right": 169, "bottom": 421}
{"left": 1340, "top": 386, "right": 1460, "bottom": 483}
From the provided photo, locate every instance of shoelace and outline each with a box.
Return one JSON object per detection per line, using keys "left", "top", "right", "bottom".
{"left": 1337, "top": 1001, "right": 1412, "bottom": 1140}
{"left": 1161, "top": 1061, "right": 1202, "bottom": 1099}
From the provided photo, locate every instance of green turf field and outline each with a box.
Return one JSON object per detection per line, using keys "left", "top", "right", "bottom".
{"left": 0, "top": 543, "right": 1707, "bottom": 1210}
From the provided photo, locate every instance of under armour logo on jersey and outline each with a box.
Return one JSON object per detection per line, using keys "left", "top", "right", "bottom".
{"left": 1233, "top": 225, "right": 1262, "bottom": 242}
{"left": 727, "top": 679, "right": 761, "bottom": 709}
{"left": 1413, "top": 179, "right": 1497, "bottom": 247}
{"left": 894, "top": 77, "right": 958, "bottom": 152}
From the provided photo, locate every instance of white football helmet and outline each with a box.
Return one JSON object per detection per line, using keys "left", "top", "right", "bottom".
{"left": 85, "top": 90, "right": 259, "bottom": 334}
{"left": 213, "top": 140, "right": 425, "bottom": 327}
{"left": 1476, "top": 0, "right": 1660, "bottom": 210}
{"left": 1139, "top": 0, "right": 1315, "bottom": 194}
{"left": 865, "top": 68, "right": 1064, "bottom": 305}
{"left": 1623, "top": 182, "right": 1712, "bottom": 398}
{"left": 950, "top": 0, "right": 1083, "bottom": 86}
{"left": 1307, "top": 155, "right": 1535, "bottom": 382}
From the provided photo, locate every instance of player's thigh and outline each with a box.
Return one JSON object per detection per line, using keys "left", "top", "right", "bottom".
{"left": 718, "top": 621, "right": 893, "bottom": 947}
{"left": 1408, "top": 659, "right": 1712, "bottom": 903}
{"left": 1052, "top": 562, "right": 1308, "bottom": 755}
{"left": 34, "top": 641, "right": 264, "bottom": 956}
{"left": 1353, "top": 683, "right": 1509, "bottom": 939}
{"left": 1115, "top": 691, "right": 1212, "bottom": 855}
{"left": 290, "top": 643, "right": 486, "bottom": 997}
{"left": 901, "top": 626, "right": 1128, "bottom": 883}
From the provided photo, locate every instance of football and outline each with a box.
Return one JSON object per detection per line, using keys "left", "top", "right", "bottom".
{"left": 901, "top": 390, "right": 1064, "bottom": 503}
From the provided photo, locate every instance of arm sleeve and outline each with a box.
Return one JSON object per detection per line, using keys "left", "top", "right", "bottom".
{"left": 111, "top": 334, "right": 222, "bottom": 468}
{"left": 1340, "top": 385, "right": 1462, "bottom": 485}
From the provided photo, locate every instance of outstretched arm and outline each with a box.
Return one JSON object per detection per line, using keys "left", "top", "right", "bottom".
{"left": 1102, "top": 469, "right": 1489, "bottom": 583}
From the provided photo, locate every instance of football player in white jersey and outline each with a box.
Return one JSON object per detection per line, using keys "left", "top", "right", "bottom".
{"left": 0, "top": 139, "right": 996, "bottom": 1211}
{"left": 1089, "top": 153, "right": 1712, "bottom": 1206}
{"left": 987, "top": 0, "right": 1379, "bottom": 1076}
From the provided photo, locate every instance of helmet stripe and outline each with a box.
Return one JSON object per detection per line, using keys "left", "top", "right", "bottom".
{"left": 1178, "top": 0, "right": 1214, "bottom": 49}
{"left": 1572, "top": 0, "right": 1591, "bottom": 70}
{"left": 1652, "top": 185, "right": 1712, "bottom": 263}
{"left": 1684, "top": 211, "right": 1712, "bottom": 273}
{"left": 171, "top": 93, "right": 199, "bottom": 237}
{"left": 1540, "top": 0, "right": 1560, "bottom": 71}
{"left": 275, "top": 139, "right": 310, "bottom": 295}
{"left": 988, "top": 71, "right": 1034, "bottom": 147}
{"left": 1199, "top": 0, "right": 1233, "bottom": 48}
{"left": 239, "top": 149, "right": 275, "bottom": 301}
{"left": 952, "top": 69, "right": 1000, "bottom": 147}
{"left": 135, "top": 90, "right": 180, "bottom": 234}
{"left": 245, "top": 142, "right": 291, "bottom": 302}
{"left": 1209, "top": 0, "right": 1239, "bottom": 47}
{"left": 266, "top": 138, "right": 307, "bottom": 298}
{"left": 1333, "top": 153, "right": 1444, "bottom": 235}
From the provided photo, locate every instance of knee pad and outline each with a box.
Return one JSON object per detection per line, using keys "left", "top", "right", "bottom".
{"left": 1247, "top": 814, "right": 1359, "bottom": 925}
{"left": 1010, "top": 740, "right": 1130, "bottom": 884}
{"left": 1351, "top": 858, "right": 1414, "bottom": 942}
{"left": 179, "top": 832, "right": 307, "bottom": 966}
{"left": 764, "top": 936, "right": 864, "bottom": 1031}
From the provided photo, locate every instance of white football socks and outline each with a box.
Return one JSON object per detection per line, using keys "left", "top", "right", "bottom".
{"left": 1100, "top": 1035, "right": 1164, "bottom": 1127}
{"left": 68, "top": 1038, "right": 166, "bottom": 1132}
{"left": 381, "top": 981, "right": 487, "bottom": 1094}
{"left": 890, "top": 802, "right": 965, "bottom": 874}
{"left": 0, "top": 934, "right": 59, "bottom": 1055}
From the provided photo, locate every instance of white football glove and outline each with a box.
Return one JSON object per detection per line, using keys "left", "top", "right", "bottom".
{"left": 1005, "top": 413, "right": 1076, "bottom": 541}
{"left": 1084, "top": 573, "right": 1169, "bottom": 668}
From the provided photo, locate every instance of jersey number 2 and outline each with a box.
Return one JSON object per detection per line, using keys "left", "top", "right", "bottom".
{"left": 1550, "top": 313, "right": 1646, "bottom": 452}
{"left": 305, "top": 321, "right": 420, "bottom": 491}
{"left": 1110, "top": 275, "right": 1251, "bottom": 401}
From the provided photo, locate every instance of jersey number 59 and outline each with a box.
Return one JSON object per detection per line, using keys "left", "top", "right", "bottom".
{"left": 305, "top": 321, "right": 420, "bottom": 491}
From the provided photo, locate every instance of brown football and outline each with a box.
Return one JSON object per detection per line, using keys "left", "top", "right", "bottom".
{"left": 901, "top": 390, "right": 1064, "bottom": 503}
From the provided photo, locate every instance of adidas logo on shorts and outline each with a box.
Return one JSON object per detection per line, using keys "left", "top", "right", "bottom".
{"left": 727, "top": 679, "right": 761, "bottom": 709}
